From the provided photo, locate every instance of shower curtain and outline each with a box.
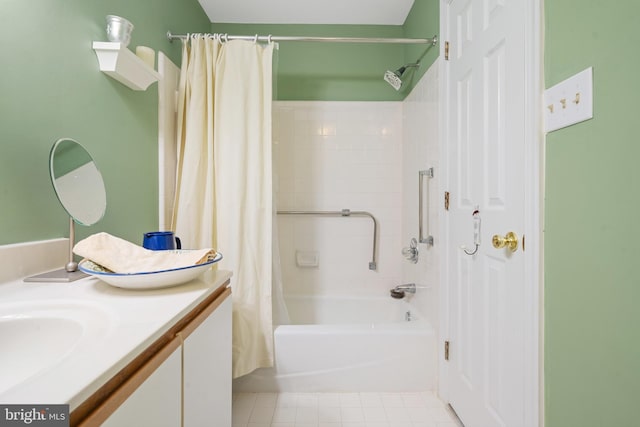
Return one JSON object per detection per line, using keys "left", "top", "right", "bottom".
{"left": 172, "top": 35, "right": 275, "bottom": 378}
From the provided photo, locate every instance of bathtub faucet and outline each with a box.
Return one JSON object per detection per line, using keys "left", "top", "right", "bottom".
{"left": 390, "top": 283, "right": 416, "bottom": 299}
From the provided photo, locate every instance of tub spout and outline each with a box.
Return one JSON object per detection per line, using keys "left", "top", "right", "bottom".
{"left": 395, "top": 283, "right": 416, "bottom": 293}
{"left": 390, "top": 283, "right": 416, "bottom": 299}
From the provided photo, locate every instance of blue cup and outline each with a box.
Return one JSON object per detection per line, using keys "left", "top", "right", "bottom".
{"left": 143, "top": 231, "right": 182, "bottom": 251}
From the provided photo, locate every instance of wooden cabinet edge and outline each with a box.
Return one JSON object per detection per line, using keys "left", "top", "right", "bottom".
{"left": 71, "top": 281, "right": 231, "bottom": 426}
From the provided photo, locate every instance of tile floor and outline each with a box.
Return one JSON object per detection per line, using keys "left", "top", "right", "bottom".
{"left": 232, "top": 392, "right": 463, "bottom": 427}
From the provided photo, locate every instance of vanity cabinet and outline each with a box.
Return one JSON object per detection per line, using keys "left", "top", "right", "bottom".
{"left": 102, "top": 347, "right": 182, "bottom": 427}
{"left": 72, "top": 284, "right": 231, "bottom": 427}
{"left": 184, "top": 297, "right": 232, "bottom": 427}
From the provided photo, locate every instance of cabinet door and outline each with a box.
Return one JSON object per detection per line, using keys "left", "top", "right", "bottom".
{"left": 183, "top": 296, "right": 232, "bottom": 427}
{"left": 102, "top": 346, "right": 181, "bottom": 427}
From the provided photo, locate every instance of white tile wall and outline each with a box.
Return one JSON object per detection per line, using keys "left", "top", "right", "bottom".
{"left": 401, "top": 61, "right": 440, "bottom": 329}
{"left": 273, "top": 101, "right": 403, "bottom": 296}
{"left": 272, "top": 63, "right": 440, "bottom": 313}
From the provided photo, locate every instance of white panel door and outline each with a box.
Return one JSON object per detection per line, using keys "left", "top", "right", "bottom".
{"left": 443, "top": 0, "right": 536, "bottom": 425}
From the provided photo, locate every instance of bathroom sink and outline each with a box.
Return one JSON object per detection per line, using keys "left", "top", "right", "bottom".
{"left": 0, "top": 300, "right": 113, "bottom": 394}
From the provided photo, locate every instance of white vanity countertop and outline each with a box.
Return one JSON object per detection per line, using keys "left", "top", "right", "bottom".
{"left": 0, "top": 268, "right": 232, "bottom": 410}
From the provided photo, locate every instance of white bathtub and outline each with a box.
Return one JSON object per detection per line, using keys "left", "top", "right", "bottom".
{"left": 232, "top": 294, "right": 436, "bottom": 392}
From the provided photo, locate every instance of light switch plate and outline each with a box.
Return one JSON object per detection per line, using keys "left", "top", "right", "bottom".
{"left": 544, "top": 67, "right": 593, "bottom": 133}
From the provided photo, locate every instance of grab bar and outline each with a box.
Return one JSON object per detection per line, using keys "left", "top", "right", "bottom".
{"left": 419, "top": 168, "right": 435, "bottom": 246}
{"left": 277, "top": 209, "right": 378, "bottom": 271}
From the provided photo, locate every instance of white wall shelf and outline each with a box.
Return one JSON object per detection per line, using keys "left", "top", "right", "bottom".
{"left": 92, "top": 42, "right": 160, "bottom": 91}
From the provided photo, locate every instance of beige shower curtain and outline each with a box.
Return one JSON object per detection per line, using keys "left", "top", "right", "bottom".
{"left": 172, "top": 35, "right": 274, "bottom": 378}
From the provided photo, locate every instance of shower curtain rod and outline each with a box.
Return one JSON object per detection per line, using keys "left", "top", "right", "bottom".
{"left": 166, "top": 31, "right": 438, "bottom": 45}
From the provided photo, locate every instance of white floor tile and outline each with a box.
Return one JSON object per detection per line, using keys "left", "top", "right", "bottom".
{"left": 295, "top": 406, "right": 319, "bottom": 424}
{"left": 297, "top": 393, "right": 319, "bottom": 408}
{"left": 273, "top": 407, "right": 296, "bottom": 423}
{"left": 277, "top": 393, "right": 299, "bottom": 407}
{"left": 341, "top": 407, "right": 365, "bottom": 423}
{"left": 359, "top": 392, "right": 383, "bottom": 408}
{"left": 428, "top": 407, "right": 456, "bottom": 422}
{"left": 339, "top": 392, "right": 362, "bottom": 407}
{"left": 255, "top": 392, "right": 278, "bottom": 407}
{"left": 318, "top": 393, "right": 342, "bottom": 407}
{"left": 232, "top": 391, "right": 455, "bottom": 427}
{"left": 421, "top": 392, "right": 446, "bottom": 408}
{"left": 232, "top": 403, "right": 253, "bottom": 425}
{"left": 318, "top": 406, "right": 341, "bottom": 423}
{"left": 235, "top": 392, "right": 258, "bottom": 406}
{"left": 362, "top": 406, "right": 387, "bottom": 422}
{"left": 384, "top": 406, "right": 412, "bottom": 423}
{"left": 249, "top": 406, "right": 275, "bottom": 423}
{"left": 402, "top": 392, "right": 427, "bottom": 408}
{"left": 380, "top": 393, "right": 404, "bottom": 408}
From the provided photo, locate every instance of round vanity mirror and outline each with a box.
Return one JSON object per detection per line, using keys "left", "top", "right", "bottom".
{"left": 24, "top": 139, "right": 107, "bottom": 282}
{"left": 50, "top": 138, "right": 106, "bottom": 226}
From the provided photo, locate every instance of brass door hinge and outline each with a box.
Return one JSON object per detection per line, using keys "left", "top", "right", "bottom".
{"left": 444, "top": 341, "right": 450, "bottom": 361}
{"left": 444, "top": 191, "right": 450, "bottom": 211}
{"left": 444, "top": 41, "right": 450, "bottom": 60}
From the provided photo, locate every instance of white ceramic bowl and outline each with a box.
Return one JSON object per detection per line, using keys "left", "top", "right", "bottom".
{"left": 79, "top": 252, "right": 223, "bottom": 290}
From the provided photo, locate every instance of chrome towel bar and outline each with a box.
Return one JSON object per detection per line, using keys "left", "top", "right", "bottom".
{"left": 276, "top": 209, "right": 378, "bottom": 271}
{"left": 419, "top": 168, "right": 435, "bottom": 246}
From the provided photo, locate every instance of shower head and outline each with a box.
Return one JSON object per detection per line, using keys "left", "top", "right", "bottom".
{"left": 384, "top": 62, "right": 419, "bottom": 91}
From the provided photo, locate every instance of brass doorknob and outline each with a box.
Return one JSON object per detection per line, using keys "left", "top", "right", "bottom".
{"left": 492, "top": 231, "right": 518, "bottom": 252}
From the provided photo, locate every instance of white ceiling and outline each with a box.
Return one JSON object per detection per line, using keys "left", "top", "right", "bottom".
{"left": 197, "top": 0, "right": 415, "bottom": 25}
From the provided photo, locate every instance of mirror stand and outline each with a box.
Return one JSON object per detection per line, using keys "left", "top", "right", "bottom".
{"left": 24, "top": 217, "right": 89, "bottom": 283}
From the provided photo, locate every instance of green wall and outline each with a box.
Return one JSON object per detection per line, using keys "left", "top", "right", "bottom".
{"left": 403, "top": 0, "right": 440, "bottom": 90}
{"left": 211, "top": 23, "right": 405, "bottom": 101}
{"left": 212, "top": 0, "right": 439, "bottom": 101}
{"left": 0, "top": 0, "right": 437, "bottom": 247}
{"left": 0, "top": 1, "right": 437, "bottom": 247}
{"left": 544, "top": 2, "right": 640, "bottom": 426}
{"left": 0, "top": 0, "right": 210, "bottom": 246}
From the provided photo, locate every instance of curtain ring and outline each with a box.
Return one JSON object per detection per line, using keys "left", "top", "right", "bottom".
{"left": 223, "top": 33, "right": 228, "bottom": 43}
{"left": 267, "top": 34, "right": 272, "bottom": 44}
{"left": 254, "top": 34, "right": 258, "bottom": 43}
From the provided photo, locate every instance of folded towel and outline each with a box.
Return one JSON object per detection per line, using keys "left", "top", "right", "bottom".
{"left": 73, "top": 232, "right": 216, "bottom": 274}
